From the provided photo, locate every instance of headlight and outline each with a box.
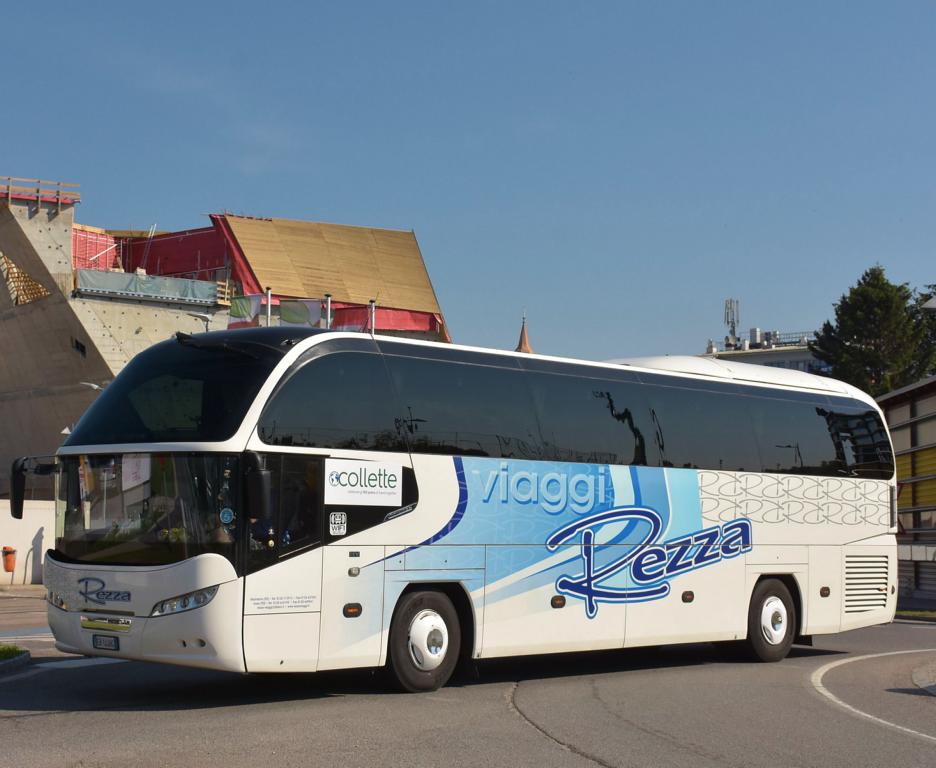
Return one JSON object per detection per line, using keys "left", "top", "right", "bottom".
{"left": 151, "top": 585, "right": 219, "bottom": 617}
{"left": 47, "top": 589, "right": 68, "bottom": 611}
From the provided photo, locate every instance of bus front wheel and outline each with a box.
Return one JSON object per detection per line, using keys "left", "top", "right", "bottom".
{"left": 745, "top": 579, "right": 795, "bottom": 662}
{"left": 389, "top": 590, "right": 461, "bottom": 692}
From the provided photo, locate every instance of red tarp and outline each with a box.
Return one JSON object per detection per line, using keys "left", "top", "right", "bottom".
{"left": 72, "top": 228, "right": 120, "bottom": 270}
{"left": 121, "top": 227, "right": 227, "bottom": 282}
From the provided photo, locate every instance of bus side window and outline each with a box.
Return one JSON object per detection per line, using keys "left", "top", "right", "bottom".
{"left": 523, "top": 370, "right": 653, "bottom": 466}
{"left": 383, "top": 355, "right": 542, "bottom": 459}
{"left": 257, "top": 352, "right": 406, "bottom": 452}
{"left": 276, "top": 454, "right": 323, "bottom": 553}
{"left": 248, "top": 454, "right": 323, "bottom": 570}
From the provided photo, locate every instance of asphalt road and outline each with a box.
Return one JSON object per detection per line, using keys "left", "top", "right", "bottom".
{"left": 1, "top": 614, "right": 934, "bottom": 768}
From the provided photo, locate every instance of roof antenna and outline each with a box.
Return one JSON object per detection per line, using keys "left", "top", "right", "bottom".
{"left": 724, "top": 298, "right": 740, "bottom": 350}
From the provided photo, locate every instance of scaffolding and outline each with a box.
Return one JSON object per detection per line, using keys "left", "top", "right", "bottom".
{"left": 1, "top": 176, "right": 81, "bottom": 211}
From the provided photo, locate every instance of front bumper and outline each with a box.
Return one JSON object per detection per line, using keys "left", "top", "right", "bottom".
{"left": 48, "top": 578, "right": 245, "bottom": 672}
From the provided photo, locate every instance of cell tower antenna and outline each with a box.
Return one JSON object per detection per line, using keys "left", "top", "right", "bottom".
{"left": 724, "top": 298, "right": 740, "bottom": 350}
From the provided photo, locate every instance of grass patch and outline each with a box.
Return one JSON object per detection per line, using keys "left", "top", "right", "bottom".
{"left": 896, "top": 610, "right": 936, "bottom": 621}
{"left": 0, "top": 644, "right": 24, "bottom": 660}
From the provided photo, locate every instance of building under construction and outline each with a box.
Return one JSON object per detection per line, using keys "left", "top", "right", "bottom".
{"left": 0, "top": 176, "right": 448, "bottom": 494}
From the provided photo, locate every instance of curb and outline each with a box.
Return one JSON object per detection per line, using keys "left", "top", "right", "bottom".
{"left": 894, "top": 616, "right": 936, "bottom": 625}
{"left": 0, "top": 650, "right": 31, "bottom": 677}
{"left": 0, "top": 586, "right": 46, "bottom": 596}
{"left": 912, "top": 661, "right": 936, "bottom": 698}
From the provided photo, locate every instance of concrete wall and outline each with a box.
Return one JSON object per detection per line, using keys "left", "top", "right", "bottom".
{"left": 0, "top": 197, "right": 73, "bottom": 293}
{"left": 0, "top": 202, "right": 113, "bottom": 494}
{"left": 0, "top": 198, "right": 229, "bottom": 495}
{"left": 69, "top": 296, "right": 228, "bottom": 377}
{"left": 0, "top": 206, "right": 114, "bottom": 494}
{"left": 0, "top": 500, "right": 55, "bottom": 585}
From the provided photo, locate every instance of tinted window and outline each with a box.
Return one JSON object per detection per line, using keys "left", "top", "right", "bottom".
{"left": 67, "top": 338, "right": 282, "bottom": 445}
{"left": 823, "top": 402, "right": 894, "bottom": 479}
{"left": 248, "top": 454, "right": 323, "bottom": 572}
{"left": 258, "top": 352, "right": 406, "bottom": 452}
{"left": 749, "top": 396, "right": 846, "bottom": 475}
{"left": 54, "top": 453, "right": 240, "bottom": 567}
{"left": 384, "top": 355, "right": 542, "bottom": 458}
{"left": 526, "top": 371, "right": 654, "bottom": 465}
{"left": 643, "top": 384, "right": 761, "bottom": 471}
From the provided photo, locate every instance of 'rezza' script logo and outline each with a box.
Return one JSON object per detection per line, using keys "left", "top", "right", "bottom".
{"left": 77, "top": 577, "right": 131, "bottom": 606}
{"left": 547, "top": 508, "right": 753, "bottom": 618}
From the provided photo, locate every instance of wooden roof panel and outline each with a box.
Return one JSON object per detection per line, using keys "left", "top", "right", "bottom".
{"left": 222, "top": 216, "right": 441, "bottom": 313}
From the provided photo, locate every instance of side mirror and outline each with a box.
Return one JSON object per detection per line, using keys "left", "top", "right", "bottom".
{"left": 10, "top": 457, "right": 27, "bottom": 520}
{"left": 10, "top": 456, "right": 58, "bottom": 520}
{"left": 244, "top": 452, "right": 272, "bottom": 524}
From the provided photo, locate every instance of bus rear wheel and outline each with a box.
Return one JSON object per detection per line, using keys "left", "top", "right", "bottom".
{"left": 389, "top": 591, "right": 461, "bottom": 692}
{"left": 745, "top": 579, "right": 795, "bottom": 662}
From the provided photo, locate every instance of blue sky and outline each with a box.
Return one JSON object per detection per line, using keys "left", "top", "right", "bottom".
{"left": 4, "top": 2, "right": 935, "bottom": 360}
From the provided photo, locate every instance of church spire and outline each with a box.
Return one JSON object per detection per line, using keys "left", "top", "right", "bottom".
{"left": 515, "top": 312, "right": 533, "bottom": 354}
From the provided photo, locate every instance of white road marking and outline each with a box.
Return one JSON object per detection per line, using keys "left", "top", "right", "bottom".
{"left": 811, "top": 648, "right": 936, "bottom": 744}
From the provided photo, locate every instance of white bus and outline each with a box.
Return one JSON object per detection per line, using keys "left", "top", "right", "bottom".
{"left": 11, "top": 328, "right": 897, "bottom": 691}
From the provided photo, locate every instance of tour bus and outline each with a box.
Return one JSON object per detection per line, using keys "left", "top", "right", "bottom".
{"left": 11, "top": 328, "right": 896, "bottom": 691}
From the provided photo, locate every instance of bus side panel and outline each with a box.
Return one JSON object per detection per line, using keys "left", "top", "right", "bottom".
{"left": 698, "top": 472, "right": 892, "bottom": 548}
{"left": 840, "top": 536, "right": 897, "bottom": 632}
{"left": 481, "top": 545, "right": 626, "bottom": 658}
{"left": 623, "top": 558, "right": 747, "bottom": 647}
{"left": 243, "top": 548, "right": 323, "bottom": 672}
{"left": 803, "top": 545, "right": 843, "bottom": 635}
{"left": 624, "top": 467, "right": 748, "bottom": 647}
{"left": 699, "top": 469, "right": 896, "bottom": 634}
{"left": 244, "top": 612, "right": 321, "bottom": 672}
{"left": 317, "top": 545, "right": 385, "bottom": 671}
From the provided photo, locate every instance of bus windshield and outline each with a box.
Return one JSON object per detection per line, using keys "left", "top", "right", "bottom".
{"left": 54, "top": 454, "right": 240, "bottom": 566}
{"left": 64, "top": 333, "right": 285, "bottom": 445}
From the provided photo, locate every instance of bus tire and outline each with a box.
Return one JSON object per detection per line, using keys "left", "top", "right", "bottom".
{"left": 389, "top": 590, "right": 461, "bottom": 692}
{"left": 745, "top": 579, "right": 795, "bottom": 662}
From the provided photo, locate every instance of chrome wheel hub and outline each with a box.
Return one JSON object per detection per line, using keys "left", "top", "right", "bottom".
{"left": 760, "top": 596, "right": 788, "bottom": 645}
{"left": 407, "top": 609, "right": 449, "bottom": 671}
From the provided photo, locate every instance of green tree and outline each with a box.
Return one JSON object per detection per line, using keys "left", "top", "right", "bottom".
{"left": 809, "top": 266, "right": 935, "bottom": 396}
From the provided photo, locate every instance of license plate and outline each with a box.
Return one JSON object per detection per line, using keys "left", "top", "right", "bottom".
{"left": 92, "top": 634, "right": 119, "bottom": 651}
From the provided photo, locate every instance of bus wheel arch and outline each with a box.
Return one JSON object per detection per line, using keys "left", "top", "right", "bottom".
{"left": 387, "top": 582, "right": 475, "bottom": 692}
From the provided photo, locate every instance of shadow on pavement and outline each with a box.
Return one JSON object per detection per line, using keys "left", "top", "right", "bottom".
{"left": 0, "top": 641, "right": 844, "bottom": 714}
{"left": 455, "top": 641, "right": 842, "bottom": 687}
{"left": 885, "top": 687, "right": 936, "bottom": 698}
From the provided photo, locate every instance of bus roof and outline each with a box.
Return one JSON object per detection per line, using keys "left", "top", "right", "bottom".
{"left": 191, "top": 327, "right": 874, "bottom": 407}
{"left": 292, "top": 329, "right": 875, "bottom": 406}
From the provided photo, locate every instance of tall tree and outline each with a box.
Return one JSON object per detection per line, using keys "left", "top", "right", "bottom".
{"left": 809, "top": 266, "right": 935, "bottom": 396}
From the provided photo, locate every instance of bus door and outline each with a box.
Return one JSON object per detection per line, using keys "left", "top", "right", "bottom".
{"left": 316, "top": 456, "right": 414, "bottom": 671}
{"left": 242, "top": 453, "right": 325, "bottom": 672}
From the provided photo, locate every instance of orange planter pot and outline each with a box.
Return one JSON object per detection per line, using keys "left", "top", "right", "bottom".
{"left": 2, "top": 546, "right": 15, "bottom": 573}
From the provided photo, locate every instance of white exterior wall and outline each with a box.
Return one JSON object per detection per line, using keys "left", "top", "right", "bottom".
{"left": 0, "top": 500, "right": 55, "bottom": 585}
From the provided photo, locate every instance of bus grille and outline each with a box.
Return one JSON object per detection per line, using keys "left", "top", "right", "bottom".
{"left": 844, "top": 555, "right": 889, "bottom": 613}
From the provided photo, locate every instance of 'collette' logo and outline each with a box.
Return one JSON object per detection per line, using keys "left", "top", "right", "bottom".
{"left": 328, "top": 467, "right": 398, "bottom": 489}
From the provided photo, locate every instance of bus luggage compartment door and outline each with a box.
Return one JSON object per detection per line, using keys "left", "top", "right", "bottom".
{"left": 316, "top": 545, "right": 385, "bottom": 671}
{"left": 243, "top": 548, "right": 324, "bottom": 672}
